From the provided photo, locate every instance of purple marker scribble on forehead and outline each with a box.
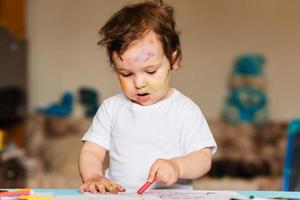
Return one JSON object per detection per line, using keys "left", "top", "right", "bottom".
{"left": 134, "top": 48, "right": 154, "bottom": 62}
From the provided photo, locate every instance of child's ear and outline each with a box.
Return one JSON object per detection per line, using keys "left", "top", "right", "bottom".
{"left": 171, "top": 51, "right": 179, "bottom": 71}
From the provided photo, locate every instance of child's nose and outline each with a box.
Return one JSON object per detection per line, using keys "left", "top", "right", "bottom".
{"left": 134, "top": 76, "right": 146, "bottom": 89}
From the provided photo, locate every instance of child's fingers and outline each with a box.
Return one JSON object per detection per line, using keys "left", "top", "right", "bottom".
{"left": 156, "top": 170, "right": 167, "bottom": 184}
{"left": 79, "top": 184, "right": 87, "bottom": 193}
{"left": 81, "top": 177, "right": 122, "bottom": 194}
{"left": 113, "top": 183, "right": 126, "bottom": 192}
{"left": 89, "top": 184, "right": 98, "bottom": 194}
{"left": 105, "top": 183, "right": 117, "bottom": 194}
{"left": 95, "top": 183, "right": 106, "bottom": 194}
{"left": 148, "top": 162, "right": 159, "bottom": 182}
{"left": 162, "top": 173, "right": 175, "bottom": 186}
{"left": 165, "top": 178, "right": 175, "bottom": 186}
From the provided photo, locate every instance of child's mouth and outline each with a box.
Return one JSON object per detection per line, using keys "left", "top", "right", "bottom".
{"left": 135, "top": 93, "right": 151, "bottom": 104}
{"left": 137, "top": 93, "right": 149, "bottom": 96}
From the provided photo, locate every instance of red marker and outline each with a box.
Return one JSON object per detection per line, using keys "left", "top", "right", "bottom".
{"left": 137, "top": 179, "right": 156, "bottom": 194}
{"left": 0, "top": 188, "right": 31, "bottom": 197}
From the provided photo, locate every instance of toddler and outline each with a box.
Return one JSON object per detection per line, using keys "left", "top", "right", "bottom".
{"left": 79, "top": 0, "right": 217, "bottom": 194}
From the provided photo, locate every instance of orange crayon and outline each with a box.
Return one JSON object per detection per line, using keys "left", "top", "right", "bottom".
{"left": 0, "top": 188, "right": 32, "bottom": 197}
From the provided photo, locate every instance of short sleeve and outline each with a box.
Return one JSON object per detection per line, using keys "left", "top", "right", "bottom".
{"left": 81, "top": 100, "right": 112, "bottom": 150}
{"left": 179, "top": 101, "right": 217, "bottom": 155}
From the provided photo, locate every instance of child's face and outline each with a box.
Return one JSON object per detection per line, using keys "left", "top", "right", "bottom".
{"left": 113, "top": 31, "right": 178, "bottom": 106}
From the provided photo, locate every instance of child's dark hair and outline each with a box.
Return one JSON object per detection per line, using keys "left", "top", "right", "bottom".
{"left": 98, "top": 0, "right": 182, "bottom": 69}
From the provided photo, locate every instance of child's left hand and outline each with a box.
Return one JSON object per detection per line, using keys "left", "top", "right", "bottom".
{"left": 147, "top": 158, "right": 180, "bottom": 186}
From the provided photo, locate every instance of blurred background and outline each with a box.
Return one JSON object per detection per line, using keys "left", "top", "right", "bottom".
{"left": 0, "top": 0, "right": 300, "bottom": 191}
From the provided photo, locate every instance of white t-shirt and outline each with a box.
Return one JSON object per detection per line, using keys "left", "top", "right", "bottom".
{"left": 82, "top": 89, "right": 217, "bottom": 189}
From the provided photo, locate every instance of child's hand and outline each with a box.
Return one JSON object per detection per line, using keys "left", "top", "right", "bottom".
{"left": 80, "top": 175, "right": 125, "bottom": 194}
{"left": 148, "top": 158, "right": 180, "bottom": 186}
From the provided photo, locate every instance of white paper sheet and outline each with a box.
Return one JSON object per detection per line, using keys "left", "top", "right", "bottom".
{"left": 55, "top": 190, "right": 247, "bottom": 200}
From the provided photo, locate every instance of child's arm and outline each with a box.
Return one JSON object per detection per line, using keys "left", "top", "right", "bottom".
{"left": 148, "top": 148, "right": 212, "bottom": 185}
{"left": 79, "top": 141, "right": 125, "bottom": 193}
{"left": 172, "top": 148, "right": 212, "bottom": 179}
{"left": 79, "top": 141, "right": 106, "bottom": 181}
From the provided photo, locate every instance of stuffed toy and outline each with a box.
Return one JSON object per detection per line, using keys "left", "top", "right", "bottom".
{"left": 223, "top": 54, "right": 269, "bottom": 125}
{"left": 78, "top": 87, "right": 100, "bottom": 118}
{"left": 37, "top": 92, "right": 73, "bottom": 117}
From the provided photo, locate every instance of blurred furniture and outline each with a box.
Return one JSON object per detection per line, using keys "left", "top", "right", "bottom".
{"left": 0, "top": 87, "right": 27, "bottom": 188}
{"left": 0, "top": 156, "right": 27, "bottom": 188}
{"left": 193, "top": 120, "right": 287, "bottom": 190}
{"left": 0, "top": 87, "right": 26, "bottom": 148}
{"left": 25, "top": 115, "right": 288, "bottom": 190}
{"left": 0, "top": 0, "right": 30, "bottom": 189}
{"left": 0, "top": 25, "right": 27, "bottom": 95}
{"left": 26, "top": 114, "right": 92, "bottom": 188}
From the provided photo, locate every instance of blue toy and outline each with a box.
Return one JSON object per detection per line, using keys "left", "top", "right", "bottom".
{"left": 233, "top": 54, "right": 265, "bottom": 76}
{"left": 78, "top": 87, "right": 100, "bottom": 118}
{"left": 282, "top": 119, "right": 300, "bottom": 191}
{"left": 223, "top": 54, "right": 269, "bottom": 125}
{"left": 224, "top": 87, "right": 268, "bottom": 124}
{"left": 37, "top": 92, "right": 74, "bottom": 117}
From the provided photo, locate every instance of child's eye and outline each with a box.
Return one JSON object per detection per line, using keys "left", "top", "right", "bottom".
{"left": 146, "top": 70, "right": 157, "bottom": 75}
{"left": 120, "top": 72, "right": 132, "bottom": 77}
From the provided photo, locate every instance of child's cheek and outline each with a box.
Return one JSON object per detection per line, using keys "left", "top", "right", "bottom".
{"left": 148, "top": 70, "right": 170, "bottom": 92}
{"left": 148, "top": 81, "right": 165, "bottom": 92}
{"left": 148, "top": 77, "right": 169, "bottom": 92}
{"left": 118, "top": 76, "right": 130, "bottom": 94}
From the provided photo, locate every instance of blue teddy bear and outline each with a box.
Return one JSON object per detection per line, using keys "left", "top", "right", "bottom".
{"left": 223, "top": 54, "right": 269, "bottom": 125}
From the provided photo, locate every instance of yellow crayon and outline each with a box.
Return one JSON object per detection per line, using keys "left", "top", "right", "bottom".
{"left": 20, "top": 196, "right": 54, "bottom": 200}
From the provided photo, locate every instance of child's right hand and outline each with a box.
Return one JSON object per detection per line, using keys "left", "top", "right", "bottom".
{"left": 147, "top": 158, "right": 180, "bottom": 186}
{"left": 80, "top": 175, "right": 125, "bottom": 194}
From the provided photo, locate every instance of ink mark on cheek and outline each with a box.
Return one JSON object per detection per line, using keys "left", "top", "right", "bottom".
{"left": 135, "top": 48, "right": 154, "bottom": 62}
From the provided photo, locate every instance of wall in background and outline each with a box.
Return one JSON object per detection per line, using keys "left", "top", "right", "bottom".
{"left": 26, "top": 0, "right": 300, "bottom": 120}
